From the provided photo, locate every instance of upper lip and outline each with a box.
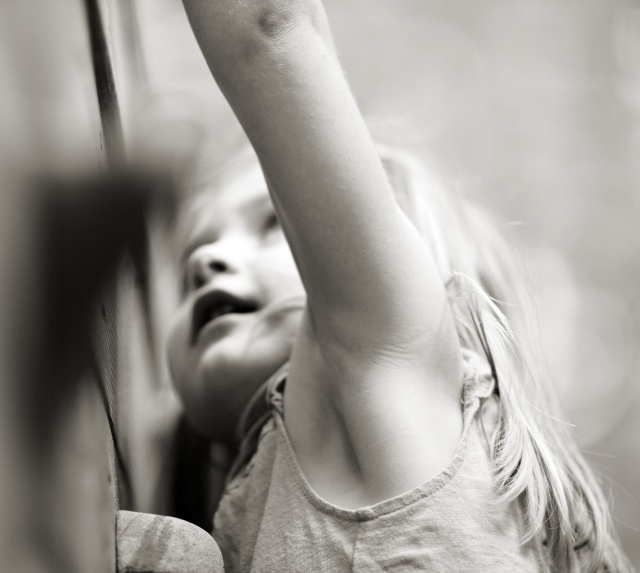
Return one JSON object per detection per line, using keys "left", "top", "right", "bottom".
{"left": 191, "top": 288, "right": 258, "bottom": 344}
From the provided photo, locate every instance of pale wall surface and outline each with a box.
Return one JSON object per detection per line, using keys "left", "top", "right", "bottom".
{"left": 0, "top": 1, "right": 116, "bottom": 571}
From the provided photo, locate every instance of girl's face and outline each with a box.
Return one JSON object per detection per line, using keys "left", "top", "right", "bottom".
{"left": 167, "top": 163, "right": 305, "bottom": 441}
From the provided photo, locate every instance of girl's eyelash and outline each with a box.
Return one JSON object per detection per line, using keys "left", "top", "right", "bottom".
{"left": 263, "top": 211, "right": 280, "bottom": 233}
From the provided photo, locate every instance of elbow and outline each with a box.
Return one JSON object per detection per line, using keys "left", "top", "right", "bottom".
{"left": 184, "top": 0, "right": 331, "bottom": 88}
{"left": 236, "top": 5, "right": 302, "bottom": 64}
{"left": 244, "top": 1, "right": 328, "bottom": 61}
{"left": 254, "top": 0, "right": 327, "bottom": 40}
{"left": 183, "top": 0, "right": 310, "bottom": 64}
{"left": 256, "top": 5, "right": 297, "bottom": 39}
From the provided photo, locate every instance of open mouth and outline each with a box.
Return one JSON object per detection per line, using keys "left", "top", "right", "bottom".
{"left": 191, "top": 289, "right": 258, "bottom": 344}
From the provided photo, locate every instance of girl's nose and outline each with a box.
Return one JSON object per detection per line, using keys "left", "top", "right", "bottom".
{"left": 187, "top": 242, "right": 237, "bottom": 291}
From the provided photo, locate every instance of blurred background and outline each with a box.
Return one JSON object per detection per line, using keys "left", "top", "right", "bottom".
{"left": 1, "top": 0, "right": 639, "bottom": 571}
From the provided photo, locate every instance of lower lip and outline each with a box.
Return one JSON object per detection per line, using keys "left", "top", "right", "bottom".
{"left": 193, "top": 313, "right": 246, "bottom": 345}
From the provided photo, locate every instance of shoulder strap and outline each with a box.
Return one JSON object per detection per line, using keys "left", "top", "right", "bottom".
{"left": 227, "top": 363, "right": 288, "bottom": 484}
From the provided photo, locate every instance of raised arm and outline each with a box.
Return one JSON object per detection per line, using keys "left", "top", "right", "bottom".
{"left": 183, "top": 1, "right": 441, "bottom": 344}
{"left": 183, "top": 0, "right": 463, "bottom": 502}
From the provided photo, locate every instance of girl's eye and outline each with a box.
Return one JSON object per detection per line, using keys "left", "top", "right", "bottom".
{"left": 262, "top": 211, "right": 280, "bottom": 235}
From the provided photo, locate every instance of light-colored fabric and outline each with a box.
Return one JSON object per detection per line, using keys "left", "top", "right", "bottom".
{"left": 117, "top": 510, "right": 225, "bottom": 573}
{"left": 213, "top": 350, "right": 547, "bottom": 572}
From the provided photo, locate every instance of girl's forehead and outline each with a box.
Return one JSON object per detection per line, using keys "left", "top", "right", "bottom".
{"left": 216, "top": 163, "right": 270, "bottom": 211}
{"left": 179, "top": 164, "right": 270, "bottom": 253}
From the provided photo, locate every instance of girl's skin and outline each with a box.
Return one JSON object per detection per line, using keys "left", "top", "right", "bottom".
{"left": 172, "top": 0, "right": 464, "bottom": 509}
{"left": 169, "top": 163, "right": 305, "bottom": 443}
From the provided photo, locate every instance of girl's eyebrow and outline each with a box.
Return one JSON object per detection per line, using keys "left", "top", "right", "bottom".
{"left": 179, "top": 191, "right": 272, "bottom": 266}
{"left": 240, "top": 192, "right": 272, "bottom": 216}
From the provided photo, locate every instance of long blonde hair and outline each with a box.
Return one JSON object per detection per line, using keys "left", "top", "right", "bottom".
{"left": 380, "top": 145, "right": 633, "bottom": 573}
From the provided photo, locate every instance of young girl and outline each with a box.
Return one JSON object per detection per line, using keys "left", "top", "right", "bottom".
{"left": 167, "top": 0, "right": 633, "bottom": 571}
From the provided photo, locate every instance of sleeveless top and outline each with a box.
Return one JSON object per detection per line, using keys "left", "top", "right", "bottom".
{"left": 213, "top": 350, "right": 547, "bottom": 572}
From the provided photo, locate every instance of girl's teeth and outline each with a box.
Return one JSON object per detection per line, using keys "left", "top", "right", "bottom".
{"left": 210, "top": 304, "right": 234, "bottom": 321}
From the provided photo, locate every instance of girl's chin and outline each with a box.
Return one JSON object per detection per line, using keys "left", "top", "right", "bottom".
{"left": 196, "top": 345, "right": 289, "bottom": 401}
{"left": 199, "top": 354, "right": 283, "bottom": 392}
{"left": 199, "top": 326, "right": 293, "bottom": 372}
